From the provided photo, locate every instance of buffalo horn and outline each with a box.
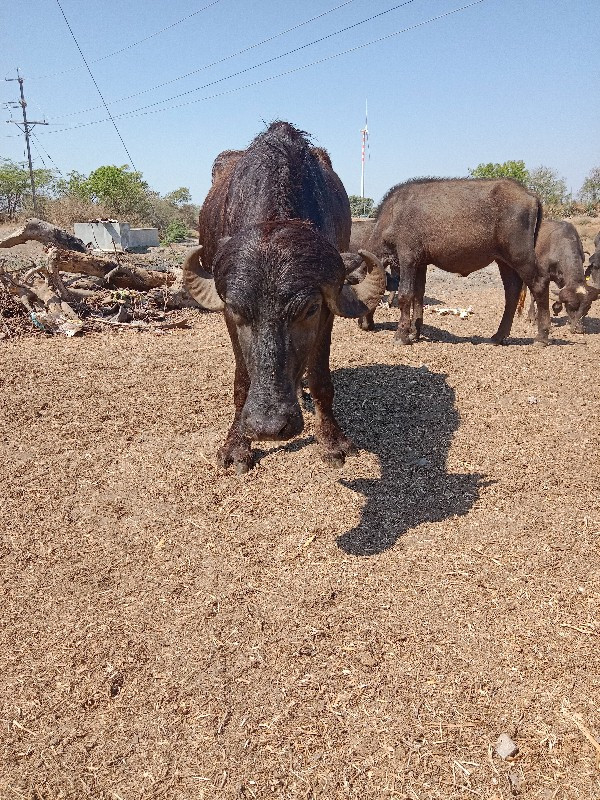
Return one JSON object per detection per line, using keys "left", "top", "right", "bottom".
{"left": 326, "top": 249, "right": 386, "bottom": 318}
{"left": 182, "top": 246, "right": 225, "bottom": 311}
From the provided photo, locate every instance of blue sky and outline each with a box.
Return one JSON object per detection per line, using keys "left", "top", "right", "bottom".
{"left": 2, "top": 0, "right": 598, "bottom": 204}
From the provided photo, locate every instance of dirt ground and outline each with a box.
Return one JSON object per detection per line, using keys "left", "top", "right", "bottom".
{"left": 2, "top": 231, "right": 600, "bottom": 798}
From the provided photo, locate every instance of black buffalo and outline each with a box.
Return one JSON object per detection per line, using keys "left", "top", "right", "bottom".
{"left": 184, "top": 121, "right": 385, "bottom": 473}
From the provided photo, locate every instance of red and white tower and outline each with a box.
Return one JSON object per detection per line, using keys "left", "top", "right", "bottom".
{"left": 360, "top": 100, "right": 369, "bottom": 213}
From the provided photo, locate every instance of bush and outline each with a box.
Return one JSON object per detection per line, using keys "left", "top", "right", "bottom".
{"left": 349, "top": 195, "right": 375, "bottom": 217}
{"left": 579, "top": 167, "right": 600, "bottom": 205}
{"left": 468, "top": 160, "right": 529, "bottom": 185}
{"left": 527, "top": 165, "right": 567, "bottom": 205}
{"left": 0, "top": 158, "right": 55, "bottom": 220}
{"left": 160, "top": 219, "right": 190, "bottom": 245}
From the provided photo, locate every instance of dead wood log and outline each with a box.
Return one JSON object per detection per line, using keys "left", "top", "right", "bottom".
{"left": 0, "top": 218, "right": 86, "bottom": 252}
{"left": 46, "top": 247, "right": 176, "bottom": 291}
{"left": 0, "top": 262, "right": 83, "bottom": 335}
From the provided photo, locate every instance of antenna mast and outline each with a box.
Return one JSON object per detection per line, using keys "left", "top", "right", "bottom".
{"left": 360, "top": 100, "right": 368, "bottom": 215}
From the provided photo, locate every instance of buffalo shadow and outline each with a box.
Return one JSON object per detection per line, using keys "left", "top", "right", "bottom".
{"left": 364, "top": 321, "right": 575, "bottom": 346}
{"left": 332, "top": 363, "right": 487, "bottom": 556}
{"left": 548, "top": 313, "right": 600, "bottom": 336}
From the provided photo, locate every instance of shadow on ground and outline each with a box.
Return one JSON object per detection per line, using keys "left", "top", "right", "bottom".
{"left": 419, "top": 324, "right": 576, "bottom": 347}
{"left": 550, "top": 314, "right": 600, "bottom": 336}
{"left": 332, "top": 364, "right": 487, "bottom": 556}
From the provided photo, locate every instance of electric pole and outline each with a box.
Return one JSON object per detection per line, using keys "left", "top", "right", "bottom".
{"left": 5, "top": 70, "right": 48, "bottom": 216}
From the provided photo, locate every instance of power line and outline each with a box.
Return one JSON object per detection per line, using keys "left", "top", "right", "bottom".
{"left": 54, "top": 0, "right": 137, "bottom": 169}
{"left": 29, "top": 0, "right": 224, "bottom": 80}
{"left": 36, "top": 0, "right": 486, "bottom": 137}
{"left": 47, "top": 0, "right": 361, "bottom": 120}
{"left": 31, "top": 132, "right": 63, "bottom": 175}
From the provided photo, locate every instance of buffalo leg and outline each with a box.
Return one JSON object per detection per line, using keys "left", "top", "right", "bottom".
{"left": 531, "top": 277, "right": 550, "bottom": 345}
{"left": 409, "top": 265, "right": 427, "bottom": 341}
{"left": 393, "top": 260, "right": 416, "bottom": 345}
{"left": 218, "top": 319, "right": 254, "bottom": 473}
{"left": 517, "top": 262, "right": 550, "bottom": 345}
{"left": 491, "top": 261, "right": 524, "bottom": 344}
{"left": 307, "top": 312, "right": 357, "bottom": 467}
{"left": 526, "top": 293, "right": 537, "bottom": 325}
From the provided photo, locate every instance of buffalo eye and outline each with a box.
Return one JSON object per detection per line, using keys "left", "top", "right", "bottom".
{"left": 304, "top": 302, "right": 320, "bottom": 319}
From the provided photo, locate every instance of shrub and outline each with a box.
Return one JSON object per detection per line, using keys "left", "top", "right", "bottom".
{"left": 349, "top": 195, "right": 375, "bottom": 217}
{"left": 468, "top": 160, "right": 529, "bottom": 185}
{"left": 160, "top": 219, "right": 190, "bottom": 245}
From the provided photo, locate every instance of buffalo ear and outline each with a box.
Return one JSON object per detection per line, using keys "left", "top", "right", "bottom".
{"left": 558, "top": 286, "right": 576, "bottom": 304}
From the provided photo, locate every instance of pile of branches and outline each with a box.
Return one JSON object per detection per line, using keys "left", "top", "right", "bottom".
{"left": 0, "top": 218, "right": 200, "bottom": 338}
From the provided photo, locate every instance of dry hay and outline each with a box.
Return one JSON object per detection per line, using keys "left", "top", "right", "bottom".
{"left": 1, "top": 265, "right": 599, "bottom": 799}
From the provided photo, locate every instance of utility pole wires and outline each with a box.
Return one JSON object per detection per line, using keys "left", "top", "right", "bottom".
{"left": 5, "top": 70, "right": 48, "bottom": 216}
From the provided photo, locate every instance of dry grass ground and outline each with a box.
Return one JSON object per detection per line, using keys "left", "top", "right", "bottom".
{"left": 1, "top": 260, "right": 600, "bottom": 799}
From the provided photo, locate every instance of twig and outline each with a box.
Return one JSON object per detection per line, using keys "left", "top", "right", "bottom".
{"left": 472, "top": 548, "right": 503, "bottom": 567}
{"left": 561, "top": 708, "right": 600, "bottom": 760}
{"left": 559, "top": 623, "right": 600, "bottom": 637}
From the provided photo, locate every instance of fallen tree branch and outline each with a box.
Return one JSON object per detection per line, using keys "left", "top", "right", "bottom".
{"left": 0, "top": 218, "right": 87, "bottom": 252}
{"left": 46, "top": 247, "right": 176, "bottom": 291}
{"left": 0, "top": 261, "right": 83, "bottom": 335}
{"left": 0, "top": 220, "right": 203, "bottom": 334}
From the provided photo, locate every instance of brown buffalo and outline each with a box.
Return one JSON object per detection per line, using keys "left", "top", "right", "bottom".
{"left": 183, "top": 121, "right": 385, "bottom": 473}
{"left": 366, "top": 178, "right": 550, "bottom": 345}
{"left": 527, "top": 220, "right": 600, "bottom": 333}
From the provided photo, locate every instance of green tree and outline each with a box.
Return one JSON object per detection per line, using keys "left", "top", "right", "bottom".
{"left": 0, "top": 158, "right": 54, "bottom": 218}
{"left": 84, "top": 164, "right": 151, "bottom": 218}
{"left": 164, "top": 187, "right": 192, "bottom": 207}
{"left": 349, "top": 195, "right": 375, "bottom": 217}
{"left": 527, "top": 165, "right": 567, "bottom": 205}
{"left": 579, "top": 167, "right": 600, "bottom": 204}
{"left": 55, "top": 170, "right": 92, "bottom": 201}
{"left": 468, "top": 160, "right": 530, "bottom": 186}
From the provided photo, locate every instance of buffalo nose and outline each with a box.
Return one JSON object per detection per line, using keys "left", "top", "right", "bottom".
{"left": 242, "top": 410, "right": 303, "bottom": 441}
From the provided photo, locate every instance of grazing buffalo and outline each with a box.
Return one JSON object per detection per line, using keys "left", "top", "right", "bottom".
{"left": 526, "top": 220, "right": 600, "bottom": 333}
{"left": 367, "top": 178, "right": 550, "bottom": 345}
{"left": 183, "top": 121, "right": 385, "bottom": 473}
{"left": 585, "top": 231, "right": 600, "bottom": 289}
{"left": 344, "top": 218, "right": 399, "bottom": 327}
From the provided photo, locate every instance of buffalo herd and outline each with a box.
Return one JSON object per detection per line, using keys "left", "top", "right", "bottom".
{"left": 184, "top": 121, "right": 600, "bottom": 471}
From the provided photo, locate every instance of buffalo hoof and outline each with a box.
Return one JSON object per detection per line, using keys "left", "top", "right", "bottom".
{"left": 217, "top": 444, "right": 254, "bottom": 473}
{"left": 534, "top": 338, "right": 549, "bottom": 347}
{"left": 323, "top": 451, "right": 346, "bottom": 468}
{"left": 392, "top": 336, "right": 412, "bottom": 347}
{"left": 358, "top": 317, "right": 374, "bottom": 332}
{"left": 490, "top": 333, "right": 506, "bottom": 345}
{"left": 321, "top": 437, "right": 358, "bottom": 468}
